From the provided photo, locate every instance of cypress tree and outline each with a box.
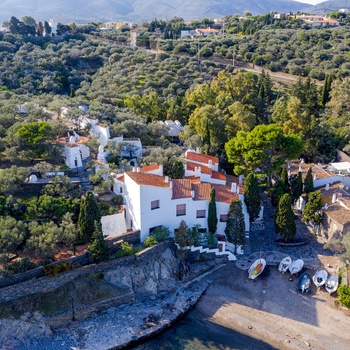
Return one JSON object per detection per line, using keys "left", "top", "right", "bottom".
{"left": 225, "top": 199, "right": 245, "bottom": 253}
{"left": 302, "top": 190, "right": 323, "bottom": 234}
{"left": 275, "top": 193, "right": 296, "bottom": 242}
{"left": 290, "top": 171, "right": 303, "bottom": 201}
{"left": 78, "top": 191, "right": 101, "bottom": 242}
{"left": 208, "top": 187, "right": 217, "bottom": 234}
{"left": 322, "top": 74, "right": 332, "bottom": 106}
{"left": 304, "top": 167, "right": 314, "bottom": 194}
{"left": 244, "top": 173, "right": 261, "bottom": 223}
{"left": 281, "top": 167, "right": 290, "bottom": 192}
{"left": 88, "top": 221, "right": 110, "bottom": 263}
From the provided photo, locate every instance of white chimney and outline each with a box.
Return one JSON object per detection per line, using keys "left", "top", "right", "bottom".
{"left": 169, "top": 180, "right": 173, "bottom": 189}
{"left": 313, "top": 174, "right": 317, "bottom": 180}
{"left": 239, "top": 174, "right": 244, "bottom": 185}
{"left": 236, "top": 185, "right": 240, "bottom": 194}
{"left": 136, "top": 167, "right": 140, "bottom": 172}
{"left": 132, "top": 167, "right": 136, "bottom": 172}
{"left": 165, "top": 176, "right": 169, "bottom": 183}
{"left": 159, "top": 164, "right": 164, "bottom": 176}
{"left": 196, "top": 147, "right": 200, "bottom": 154}
{"left": 299, "top": 166, "right": 302, "bottom": 172}
{"left": 231, "top": 182, "right": 237, "bottom": 193}
{"left": 191, "top": 190, "right": 195, "bottom": 198}
{"left": 326, "top": 183, "right": 330, "bottom": 190}
{"left": 332, "top": 193, "right": 337, "bottom": 204}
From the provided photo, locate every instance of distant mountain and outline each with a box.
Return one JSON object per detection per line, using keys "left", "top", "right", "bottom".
{"left": 0, "top": 0, "right": 310, "bottom": 25}
{"left": 304, "top": 0, "right": 350, "bottom": 13}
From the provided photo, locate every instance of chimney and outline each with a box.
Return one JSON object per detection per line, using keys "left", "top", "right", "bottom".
{"left": 231, "top": 182, "right": 237, "bottom": 193}
{"left": 239, "top": 174, "right": 244, "bottom": 185}
{"left": 165, "top": 176, "right": 169, "bottom": 183}
{"left": 326, "top": 183, "right": 330, "bottom": 191}
{"left": 313, "top": 174, "right": 317, "bottom": 180}
{"left": 196, "top": 147, "right": 200, "bottom": 154}
{"left": 236, "top": 185, "right": 240, "bottom": 194}
{"left": 169, "top": 180, "right": 173, "bottom": 189}
{"left": 298, "top": 166, "right": 302, "bottom": 172}
{"left": 132, "top": 167, "right": 136, "bottom": 172}
{"left": 159, "top": 164, "right": 164, "bottom": 176}
{"left": 191, "top": 190, "right": 195, "bottom": 198}
{"left": 136, "top": 167, "right": 140, "bottom": 172}
{"left": 332, "top": 193, "right": 337, "bottom": 203}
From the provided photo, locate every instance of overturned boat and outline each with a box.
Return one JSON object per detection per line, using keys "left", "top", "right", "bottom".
{"left": 289, "top": 259, "right": 304, "bottom": 275}
{"left": 248, "top": 258, "right": 266, "bottom": 280}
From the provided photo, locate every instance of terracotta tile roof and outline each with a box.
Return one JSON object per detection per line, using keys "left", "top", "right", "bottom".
{"left": 324, "top": 204, "right": 350, "bottom": 225}
{"left": 213, "top": 184, "right": 239, "bottom": 204}
{"left": 172, "top": 179, "right": 192, "bottom": 199}
{"left": 184, "top": 176, "right": 201, "bottom": 183}
{"left": 126, "top": 172, "right": 170, "bottom": 188}
{"left": 186, "top": 151, "right": 219, "bottom": 165}
{"left": 211, "top": 171, "right": 226, "bottom": 181}
{"left": 197, "top": 28, "right": 219, "bottom": 33}
{"left": 186, "top": 161, "right": 212, "bottom": 174}
{"left": 193, "top": 183, "right": 212, "bottom": 201}
{"left": 117, "top": 175, "right": 125, "bottom": 182}
{"left": 140, "top": 163, "right": 160, "bottom": 173}
{"left": 288, "top": 161, "right": 332, "bottom": 181}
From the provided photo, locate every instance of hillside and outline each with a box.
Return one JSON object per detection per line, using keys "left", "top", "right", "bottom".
{"left": 0, "top": 0, "right": 310, "bottom": 24}
{"left": 306, "top": 0, "right": 350, "bottom": 13}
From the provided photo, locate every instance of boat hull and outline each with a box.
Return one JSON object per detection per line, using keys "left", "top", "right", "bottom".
{"left": 297, "top": 272, "right": 311, "bottom": 293}
{"left": 312, "top": 270, "right": 328, "bottom": 288}
{"left": 248, "top": 259, "right": 266, "bottom": 280}
{"left": 325, "top": 274, "right": 339, "bottom": 295}
{"left": 278, "top": 256, "right": 292, "bottom": 273}
{"left": 289, "top": 259, "right": 304, "bottom": 275}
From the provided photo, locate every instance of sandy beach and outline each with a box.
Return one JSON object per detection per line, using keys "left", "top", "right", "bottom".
{"left": 187, "top": 261, "right": 350, "bottom": 350}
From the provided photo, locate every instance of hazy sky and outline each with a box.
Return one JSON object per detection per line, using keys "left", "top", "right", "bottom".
{"left": 295, "top": 0, "right": 326, "bottom": 4}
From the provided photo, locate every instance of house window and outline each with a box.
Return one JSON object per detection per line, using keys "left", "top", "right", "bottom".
{"left": 220, "top": 214, "right": 228, "bottom": 222}
{"left": 176, "top": 204, "right": 186, "bottom": 216}
{"left": 151, "top": 200, "right": 160, "bottom": 210}
{"left": 130, "top": 219, "right": 133, "bottom": 230}
{"left": 196, "top": 210, "right": 206, "bottom": 218}
{"left": 119, "top": 186, "right": 123, "bottom": 194}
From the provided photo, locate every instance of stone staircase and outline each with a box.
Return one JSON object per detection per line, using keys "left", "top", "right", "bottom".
{"left": 176, "top": 243, "right": 238, "bottom": 261}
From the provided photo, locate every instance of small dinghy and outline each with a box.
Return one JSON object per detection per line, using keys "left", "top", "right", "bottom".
{"left": 289, "top": 259, "right": 304, "bottom": 275}
{"left": 325, "top": 274, "right": 339, "bottom": 295}
{"left": 312, "top": 270, "right": 328, "bottom": 288}
{"left": 278, "top": 256, "right": 292, "bottom": 273}
{"left": 248, "top": 258, "right": 266, "bottom": 280}
{"left": 297, "top": 272, "right": 311, "bottom": 293}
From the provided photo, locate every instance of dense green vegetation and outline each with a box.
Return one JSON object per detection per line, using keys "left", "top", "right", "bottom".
{"left": 2, "top": 11, "right": 350, "bottom": 271}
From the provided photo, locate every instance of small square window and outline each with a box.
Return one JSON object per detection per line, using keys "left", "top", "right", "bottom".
{"left": 196, "top": 209, "right": 206, "bottom": 218}
{"left": 151, "top": 200, "right": 160, "bottom": 210}
{"left": 176, "top": 204, "right": 186, "bottom": 216}
{"left": 220, "top": 214, "right": 228, "bottom": 222}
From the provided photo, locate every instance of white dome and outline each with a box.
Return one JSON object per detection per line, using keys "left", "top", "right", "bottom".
{"left": 29, "top": 175, "right": 38, "bottom": 183}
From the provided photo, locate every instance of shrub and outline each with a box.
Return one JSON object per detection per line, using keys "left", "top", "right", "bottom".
{"left": 4, "top": 257, "right": 39, "bottom": 274}
{"left": 150, "top": 226, "right": 170, "bottom": 242}
{"left": 338, "top": 284, "right": 350, "bottom": 308}
{"left": 144, "top": 236, "right": 158, "bottom": 248}
{"left": 43, "top": 262, "right": 71, "bottom": 277}
{"left": 116, "top": 242, "right": 141, "bottom": 257}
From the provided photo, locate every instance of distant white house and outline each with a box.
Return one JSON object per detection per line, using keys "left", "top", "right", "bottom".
{"left": 195, "top": 27, "right": 220, "bottom": 36}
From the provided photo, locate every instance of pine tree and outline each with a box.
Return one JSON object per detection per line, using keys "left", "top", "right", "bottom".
{"left": 290, "top": 171, "right": 303, "bottom": 201}
{"left": 225, "top": 199, "right": 245, "bottom": 253}
{"left": 304, "top": 167, "right": 314, "bottom": 194}
{"left": 244, "top": 173, "right": 261, "bottom": 223}
{"left": 88, "top": 221, "right": 110, "bottom": 263}
{"left": 208, "top": 187, "right": 217, "bottom": 234}
{"left": 275, "top": 193, "right": 296, "bottom": 242}
{"left": 78, "top": 191, "right": 101, "bottom": 242}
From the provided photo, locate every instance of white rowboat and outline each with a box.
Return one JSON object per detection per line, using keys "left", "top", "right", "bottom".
{"left": 278, "top": 256, "right": 292, "bottom": 273}
{"left": 312, "top": 270, "right": 328, "bottom": 288}
{"left": 289, "top": 259, "right": 304, "bottom": 275}
{"left": 248, "top": 258, "right": 266, "bottom": 280}
{"left": 325, "top": 274, "right": 339, "bottom": 295}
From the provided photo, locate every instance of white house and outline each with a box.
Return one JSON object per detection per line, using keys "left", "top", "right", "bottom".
{"left": 55, "top": 133, "right": 90, "bottom": 169}
{"left": 112, "top": 152, "right": 250, "bottom": 243}
{"left": 195, "top": 28, "right": 220, "bottom": 36}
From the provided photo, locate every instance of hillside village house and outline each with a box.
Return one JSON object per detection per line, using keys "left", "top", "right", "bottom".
{"left": 296, "top": 15, "right": 339, "bottom": 27}
{"left": 290, "top": 159, "right": 350, "bottom": 239}
{"left": 111, "top": 149, "right": 250, "bottom": 243}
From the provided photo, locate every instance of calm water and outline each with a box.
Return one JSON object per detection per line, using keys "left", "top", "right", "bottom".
{"left": 131, "top": 308, "right": 276, "bottom": 350}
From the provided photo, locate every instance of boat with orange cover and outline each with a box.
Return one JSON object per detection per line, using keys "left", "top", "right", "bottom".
{"left": 248, "top": 258, "right": 266, "bottom": 280}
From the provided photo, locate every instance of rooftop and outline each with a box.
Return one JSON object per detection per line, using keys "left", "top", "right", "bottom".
{"left": 140, "top": 163, "right": 160, "bottom": 173}
{"left": 185, "top": 151, "right": 219, "bottom": 165}
{"left": 126, "top": 172, "right": 170, "bottom": 188}
{"left": 55, "top": 135, "right": 90, "bottom": 146}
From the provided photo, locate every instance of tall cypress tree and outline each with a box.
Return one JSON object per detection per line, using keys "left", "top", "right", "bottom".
{"left": 322, "top": 74, "right": 333, "bottom": 106}
{"left": 225, "top": 199, "right": 245, "bottom": 253}
{"left": 281, "top": 167, "right": 290, "bottom": 192}
{"left": 244, "top": 173, "right": 261, "bottom": 223}
{"left": 275, "top": 193, "right": 296, "bottom": 242}
{"left": 290, "top": 171, "right": 303, "bottom": 201}
{"left": 88, "top": 221, "right": 110, "bottom": 263}
{"left": 78, "top": 191, "right": 101, "bottom": 242}
{"left": 304, "top": 167, "right": 314, "bottom": 194}
{"left": 208, "top": 187, "right": 217, "bottom": 234}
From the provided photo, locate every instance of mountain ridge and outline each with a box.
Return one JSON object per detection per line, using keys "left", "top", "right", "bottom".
{"left": 0, "top": 0, "right": 311, "bottom": 24}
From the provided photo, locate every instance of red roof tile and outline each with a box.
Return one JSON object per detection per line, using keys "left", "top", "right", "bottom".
{"left": 211, "top": 171, "right": 226, "bottom": 181}
{"left": 126, "top": 172, "right": 170, "bottom": 188}
{"left": 186, "top": 151, "right": 219, "bottom": 165}
{"left": 172, "top": 179, "right": 193, "bottom": 199}
{"left": 140, "top": 163, "right": 160, "bottom": 173}
{"left": 192, "top": 183, "right": 212, "bottom": 201}
{"left": 213, "top": 184, "right": 239, "bottom": 204}
{"left": 186, "top": 161, "right": 212, "bottom": 174}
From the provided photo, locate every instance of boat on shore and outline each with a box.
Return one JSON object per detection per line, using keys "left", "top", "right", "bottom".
{"left": 248, "top": 258, "right": 266, "bottom": 280}
{"left": 278, "top": 256, "right": 292, "bottom": 273}
{"left": 312, "top": 270, "right": 328, "bottom": 288}
{"left": 297, "top": 272, "right": 311, "bottom": 293}
{"left": 289, "top": 259, "right": 304, "bottom": 275}
{"left": 325, "top": 274, "right": 339, "bottom": 295}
